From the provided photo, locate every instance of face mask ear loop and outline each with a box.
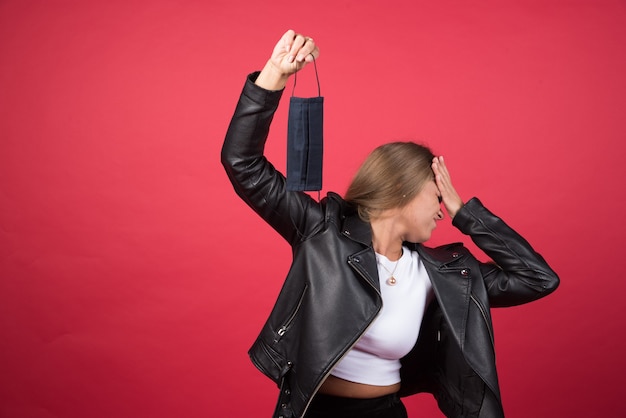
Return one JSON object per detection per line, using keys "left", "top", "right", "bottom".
{"left": 291, "top": 55, "right": 321, "bottom": 97}
{"left": 312, "top": 55, "right": 321, "bottom": 97}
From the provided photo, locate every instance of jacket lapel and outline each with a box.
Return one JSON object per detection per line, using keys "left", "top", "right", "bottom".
{"left": 341, "top": 213, "right": 380, "bottom": 292}
{"left": 416, "top": 244, "right": 472, "bottom": 351}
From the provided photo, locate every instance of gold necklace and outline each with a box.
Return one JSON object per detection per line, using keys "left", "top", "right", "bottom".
{"left": 378, "top": 258, "right": 400, "bottom": 286}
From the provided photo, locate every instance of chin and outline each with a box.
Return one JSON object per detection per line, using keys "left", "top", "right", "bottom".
{"left": 418, "top": 234, "right": 432, "bottom": 243}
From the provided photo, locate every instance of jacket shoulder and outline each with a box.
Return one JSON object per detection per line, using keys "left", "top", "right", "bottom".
{"left": 320, "top": 192, "right": 351, "bottom": 220}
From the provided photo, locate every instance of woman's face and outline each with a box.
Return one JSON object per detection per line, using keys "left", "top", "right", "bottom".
{"left": 398, "top": 180, "right": 444, "bottom": 243}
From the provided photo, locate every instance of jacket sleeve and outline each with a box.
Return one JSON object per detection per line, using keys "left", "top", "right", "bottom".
{"left": 452, "top": 197, "right": 559, "bottom": 307}
{"left": 221, "top": 72, "right": 324, "bottom": 245}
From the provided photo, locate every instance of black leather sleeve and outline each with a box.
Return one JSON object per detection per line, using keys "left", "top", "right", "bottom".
{"left": 452, "top": 197, "right": 560, "bottom": 307}
{"left": 221, "top": 73, "right": 324, "bottom": 245}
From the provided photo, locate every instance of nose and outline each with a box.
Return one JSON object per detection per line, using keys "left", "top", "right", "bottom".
{"left": 436, "top": 210, "right": 444, "bottom": 220}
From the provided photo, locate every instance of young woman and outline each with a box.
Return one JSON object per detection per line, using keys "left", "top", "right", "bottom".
{"left": 221, "top": 29, "right": 559, "bottom": 418}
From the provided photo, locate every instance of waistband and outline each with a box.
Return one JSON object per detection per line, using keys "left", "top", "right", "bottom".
{"left": 309, "top": 392, "right": 402, "bottom": 412}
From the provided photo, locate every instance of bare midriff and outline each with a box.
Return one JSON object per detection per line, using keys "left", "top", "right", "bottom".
{"left": 317, "top": 375, "right": 401, "bottom": 398}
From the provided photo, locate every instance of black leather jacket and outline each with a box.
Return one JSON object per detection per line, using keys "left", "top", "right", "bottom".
{"left": 221, "top": 73, "right": 559, "bottom": 418}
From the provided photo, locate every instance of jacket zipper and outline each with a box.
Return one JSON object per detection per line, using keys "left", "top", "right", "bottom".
{"left": 300, "top": 259, "right": 382, "bottom": 417}
{"left": 470, "top": 294, "right": 494, "bottom": 345}
{"left": 275, "top": 284, "right": 308, "bottom": 343}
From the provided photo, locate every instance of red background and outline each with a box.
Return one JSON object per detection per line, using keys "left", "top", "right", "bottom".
{"left": 2, "top": 1, "right": 625, "bottom": 417}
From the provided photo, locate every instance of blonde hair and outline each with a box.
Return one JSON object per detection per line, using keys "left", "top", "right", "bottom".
{"left": 344, "top": 142, "right": 435, "bottom": 222}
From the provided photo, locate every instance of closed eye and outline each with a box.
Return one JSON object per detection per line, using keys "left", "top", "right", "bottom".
{"left": 438, "top": 195, "right": 443, "bottom": 204}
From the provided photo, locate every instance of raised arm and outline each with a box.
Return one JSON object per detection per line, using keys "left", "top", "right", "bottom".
{"left": 221, "top": 30, "right": 323, "bottom": 245}
{"left": 433, "top": 156, "right": 559, "bottom": 306}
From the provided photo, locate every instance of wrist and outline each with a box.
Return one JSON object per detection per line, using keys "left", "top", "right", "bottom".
{"left": 255, "top": 60, "right": 290, "bottom": 91}
{"left": 447, "top": 200, "right": 464, "bottom": 219}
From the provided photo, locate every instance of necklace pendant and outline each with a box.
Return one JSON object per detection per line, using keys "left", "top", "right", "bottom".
{"left": 386, "top": 276, "right": 397, "bottom": 286}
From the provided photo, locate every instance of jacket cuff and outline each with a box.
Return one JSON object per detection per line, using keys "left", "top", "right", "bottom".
{"left": 242, "top": 71, "right": 285, "bottom": 108}
{"left": 451, "top": 197, "right": 489, "bottom": 234}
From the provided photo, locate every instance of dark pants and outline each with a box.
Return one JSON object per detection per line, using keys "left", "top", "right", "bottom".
{"left": 305, "top": 393, "right": 408, "bottom": 418}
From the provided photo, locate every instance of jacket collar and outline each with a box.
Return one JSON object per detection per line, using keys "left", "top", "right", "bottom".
{"left": 340, "top": 210, "right": 467, "bottom": 267}
{"left": 409, "top": 242, "right": 468, "bottom": 267}
{"left": 340, "top": 212, "right": 373, "bottom": 246}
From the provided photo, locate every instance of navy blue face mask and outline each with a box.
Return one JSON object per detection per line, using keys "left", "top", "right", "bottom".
{"left": 286, "top": 58, "right": 324, "bottom": 192}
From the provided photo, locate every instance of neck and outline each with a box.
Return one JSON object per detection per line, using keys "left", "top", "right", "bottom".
{"left": 370, "top": 215, "right": 404, "bottom": 261}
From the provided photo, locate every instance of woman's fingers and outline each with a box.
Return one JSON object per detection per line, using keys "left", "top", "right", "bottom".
{"left": 273, "top": 30, "right": 318, "bottom": 71}
{"left": 258, "top": 29, "right": 318, "bottom": 90}
{"left": 432, "top": 157, "right": 449, "bottom": 191}
{"left": 292, "top": 37, "right": 318, "bottom": 64}
{"left": 432, "top": 156, "right": 464, "bottom": 219}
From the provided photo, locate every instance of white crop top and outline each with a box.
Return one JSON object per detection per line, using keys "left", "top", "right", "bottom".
{"left": 330, "top": 246, "right": 433, "bottom": 386}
